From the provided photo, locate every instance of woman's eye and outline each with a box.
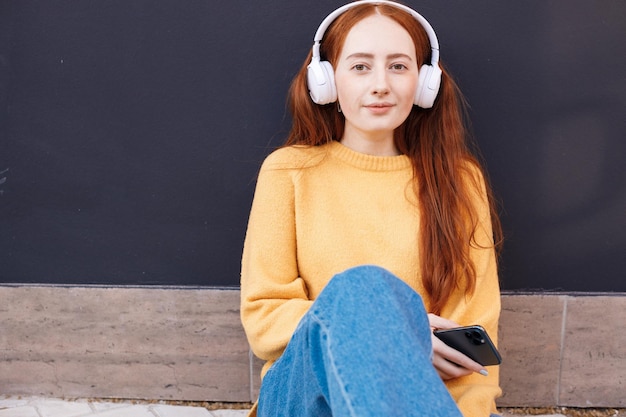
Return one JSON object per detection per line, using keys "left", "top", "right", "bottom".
{"left": 353, "top": 64, "right": 367, "bottom": 71}
{"left": 391, "top": 63, "right": 408, "bottom": 71}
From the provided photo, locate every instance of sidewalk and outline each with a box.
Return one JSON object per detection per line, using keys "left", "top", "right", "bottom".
{"left": 0, "top": 397, "right": 250, "bottom": 417}
{"left": 0, "top": 397, "right": 574, "bottom": 417}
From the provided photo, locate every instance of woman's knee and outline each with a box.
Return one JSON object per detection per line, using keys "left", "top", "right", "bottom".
{"left": 309, "top": 265, "right": 432, "bottom": 355}
{"left": 320, "top": 265, "right": 424, "bottom": 311}
{"left": 332, "top": 264, "right": 409, "bottom": 291}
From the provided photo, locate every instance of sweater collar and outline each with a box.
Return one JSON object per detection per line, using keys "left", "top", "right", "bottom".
{"left": 327, "top": 140, "right": 412, "bottom": 172}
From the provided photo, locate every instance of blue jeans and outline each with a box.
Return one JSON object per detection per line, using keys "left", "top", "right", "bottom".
{"left": 257, "top": 265, "right": 464, "bottom": 417}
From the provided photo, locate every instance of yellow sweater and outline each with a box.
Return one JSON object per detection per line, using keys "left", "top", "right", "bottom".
{"left": 241, "top": 141, "right": 502, "bottom": 417}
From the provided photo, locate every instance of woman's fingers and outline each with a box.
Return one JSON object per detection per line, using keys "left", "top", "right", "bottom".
{"left": 430, "top": 328, "right": 488, "bottom": 380}
{"left": 427, "top": 313, "right": 459, "bottom": 330}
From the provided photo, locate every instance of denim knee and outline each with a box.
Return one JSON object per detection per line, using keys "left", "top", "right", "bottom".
{"left": 309, "top": 264, "right": 428, "bottom": 336}
{"left": 323, "top": 264, "right": 422, "bottom": 306}
{"left": 329, "top": 264, "right": 402, "bottom": 290}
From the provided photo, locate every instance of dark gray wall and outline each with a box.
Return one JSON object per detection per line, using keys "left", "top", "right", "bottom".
{"left": 1, "top": 1, "right": 624, "bottom": 290}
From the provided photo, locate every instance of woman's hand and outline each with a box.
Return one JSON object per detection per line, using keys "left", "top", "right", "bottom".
{"left": 428, "top": 314, "right": 489, "bottom": 380}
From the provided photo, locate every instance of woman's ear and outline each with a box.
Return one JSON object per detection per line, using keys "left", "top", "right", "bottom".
{"left": 414, "top": 64, "right": 442, "bottom": 108}
{"left": 307, "top": 57, "right": 337, "bottom": 105}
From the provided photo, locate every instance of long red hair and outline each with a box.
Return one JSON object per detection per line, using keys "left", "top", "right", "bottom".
{"left": 285, "top": 2, "right": 502, "bottom": 314}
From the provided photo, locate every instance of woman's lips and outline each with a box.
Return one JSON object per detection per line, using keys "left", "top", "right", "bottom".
{"left": 364, "top": 102, "right": 394, "bottom": 115}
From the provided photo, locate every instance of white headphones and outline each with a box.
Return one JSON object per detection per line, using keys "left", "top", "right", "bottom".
{"left": 306, "top": 0, "right": 442, "bottom": 109}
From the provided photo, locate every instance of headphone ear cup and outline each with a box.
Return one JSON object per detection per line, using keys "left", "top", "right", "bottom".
{"left": 307, "top": 59, "right": 337, "bottom": 105}
{"left": 415, "top": 64, "right": 442, "bottom": 108}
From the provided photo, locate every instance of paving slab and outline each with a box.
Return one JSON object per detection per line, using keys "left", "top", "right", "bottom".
{"left": 85, "top": 405, "right": 156, "bottom": 417}
{"left": 0, "top": 397, "right": 576, "bottom": 417}
{"left": 0, "top": 398, "right": 251, "bottom": 417}
{"left": 151, "top": 404, "right": 214, "bottom": 417}
{"left": 38, "top": 400, "right": 93, "bottom": 417}
{"left": 0, "top": 406, "right": 40, "bottom": 417}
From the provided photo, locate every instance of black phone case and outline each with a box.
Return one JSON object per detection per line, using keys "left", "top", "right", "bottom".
{"left": 434, "top": 325, "right": 502, "bottom": 366}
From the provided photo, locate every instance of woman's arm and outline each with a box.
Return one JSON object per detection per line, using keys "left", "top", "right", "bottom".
{"left": 439, "top": 166, "right": 503, "bottom": 417}
{"left": 240, "top": 151, "right": 313, "bottom": 362}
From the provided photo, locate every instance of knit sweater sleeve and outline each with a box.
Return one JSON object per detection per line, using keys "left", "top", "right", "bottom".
{"left": 441, "top": 165, "right": 503, "bottom": 417}
{"left": 240, "top": 149, "right": 313, "bottom": 363}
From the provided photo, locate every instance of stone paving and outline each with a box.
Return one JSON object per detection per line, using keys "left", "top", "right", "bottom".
{"left": 0, "top": 397, "right": 574, "bottom": 417}
{"left": 0, "top": 398, "right": 249, "bottom": 417}
{"left": 3, "top": 397, "right": 585, "bottom": 417}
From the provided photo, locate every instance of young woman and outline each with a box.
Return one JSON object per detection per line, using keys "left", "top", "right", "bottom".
{"left": 240, "top": 1, "right": 503, "bottom": 416}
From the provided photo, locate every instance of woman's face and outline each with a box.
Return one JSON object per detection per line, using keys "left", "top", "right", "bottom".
{"left": 334, "top": 13, "right": 419, "bottom": 147}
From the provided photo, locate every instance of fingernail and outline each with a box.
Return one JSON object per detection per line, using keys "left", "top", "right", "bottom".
{"left": 479, "top": 369, "right": 489, "bottom": 376}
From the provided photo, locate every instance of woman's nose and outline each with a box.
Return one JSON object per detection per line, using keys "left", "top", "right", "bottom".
{"left": 372, "top": 69, "right": 390, "bottom": 96}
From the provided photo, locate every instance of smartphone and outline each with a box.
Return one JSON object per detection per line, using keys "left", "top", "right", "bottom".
{"left": 433, "top": 325, "right": 502, "bottom": 366}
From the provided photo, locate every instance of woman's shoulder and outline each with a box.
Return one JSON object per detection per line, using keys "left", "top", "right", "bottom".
{"left": 261, "top": 144, "right": 329, "bottom": 171}
{"left": 460, "top": 158, "right": 487, "bottom": 189}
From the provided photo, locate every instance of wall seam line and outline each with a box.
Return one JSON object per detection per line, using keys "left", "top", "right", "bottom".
{"left": 249, "top": 348, "right": 255, "bottom": 402}
{"left": 556, "top": 296, "right": 568, "bottom": 406}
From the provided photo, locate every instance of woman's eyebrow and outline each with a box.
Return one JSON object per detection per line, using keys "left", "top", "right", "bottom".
{"left": 344, "top": 52, "right": 413, "bottom": 61}
{"left": 344, "top": 52, "right": 375, "bottom": 60}
{"left": 386, "top": 53, "right": 414, "bottom": 61}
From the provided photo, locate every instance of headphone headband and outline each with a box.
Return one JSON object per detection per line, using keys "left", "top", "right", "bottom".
{"left": 307, "top": 0, "right": 443, "bottom": 108}
{"left": 312, "top": 0, "right": 440, "bottom": 66}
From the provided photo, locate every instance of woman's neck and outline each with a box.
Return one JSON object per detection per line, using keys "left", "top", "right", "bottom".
{"left": 340, "top": 131, "right": 400, "bottom": 156}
